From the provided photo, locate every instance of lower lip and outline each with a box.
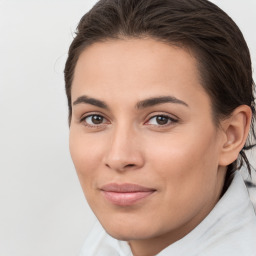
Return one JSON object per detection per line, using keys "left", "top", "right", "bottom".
{"left": 102, "top": 191, "right": 155, "bottom": 206}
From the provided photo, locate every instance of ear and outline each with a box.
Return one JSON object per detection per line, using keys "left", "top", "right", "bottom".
{"left": 218, "top": 105, "right": 252, "bottom": 167}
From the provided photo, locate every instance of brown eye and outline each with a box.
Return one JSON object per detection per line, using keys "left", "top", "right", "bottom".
{"left": 91, "top": 115, "right": 104, "bottom": 124}
{"left": 146, "top": 115, "right": 178, "bottom": 126}
{"left": 82, "top": 114, "right": 108, "bottom": 126}
{"left": 156, "top": 116, "right": 169, "bottom": 125}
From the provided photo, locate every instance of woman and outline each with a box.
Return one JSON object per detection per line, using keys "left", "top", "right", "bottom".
{"left": 64, "top": 0, "right": 256, "bottom": 255}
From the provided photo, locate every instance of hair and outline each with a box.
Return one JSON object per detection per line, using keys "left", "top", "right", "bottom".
{"left": 64, "top": 0, "right": 256, "bottom": 174}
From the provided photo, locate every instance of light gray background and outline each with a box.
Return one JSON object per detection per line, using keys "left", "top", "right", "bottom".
{"left": 0, "top": 1, "right": 255, "bottom": 255}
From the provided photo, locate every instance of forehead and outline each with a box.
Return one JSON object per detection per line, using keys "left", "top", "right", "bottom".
{"left": 72, "top": 38, "right": 209, "bottom": 108}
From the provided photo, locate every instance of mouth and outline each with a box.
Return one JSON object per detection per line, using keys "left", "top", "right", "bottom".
{"left": 100, "top": 183, "right": 156, "bottom": 206}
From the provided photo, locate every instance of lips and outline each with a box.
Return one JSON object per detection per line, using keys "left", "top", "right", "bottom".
{"left": 100, "top": 183, "right": 156, "bottom": 206}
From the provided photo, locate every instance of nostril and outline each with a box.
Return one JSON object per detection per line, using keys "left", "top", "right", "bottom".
{"left": 125, "top": 164, "right": 136, "bottom": 168}
{"left": 105, "top": 162, "right": 137, "bottom": 171}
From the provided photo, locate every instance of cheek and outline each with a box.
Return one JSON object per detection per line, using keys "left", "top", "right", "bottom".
{"left": 144, "top": 130, "right": 221, "bottom": 225}
{"left": 69, "top": 130, "right": 104, "bottom": 186}
{"left": 146, "top": 126, "right": 220, "bottom": 192}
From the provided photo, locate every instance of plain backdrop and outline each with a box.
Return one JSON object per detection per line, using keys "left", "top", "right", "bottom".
{"left": 0, "top": 1, "right": 255, "bottom": 255}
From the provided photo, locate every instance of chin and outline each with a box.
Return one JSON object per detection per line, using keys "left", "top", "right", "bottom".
{"left": 106, "top": 229, "right": 151, "bottom": 241}
{"left": 100, "top": 218, "right": 161, "bottom": 241}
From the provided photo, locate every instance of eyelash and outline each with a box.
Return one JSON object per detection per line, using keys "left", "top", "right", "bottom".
{"left": 80, "top": 114, "right": 109, "bottom": 128}
{"left": 80, "top": 113, "right": 178, "bottom": 128}
{"left": 145, "top": 114, "right": 178, "bottom": 127}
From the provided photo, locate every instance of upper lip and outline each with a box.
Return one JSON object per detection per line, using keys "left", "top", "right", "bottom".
{"left": 100, "top": 183, "right": 156, "bottom": 192}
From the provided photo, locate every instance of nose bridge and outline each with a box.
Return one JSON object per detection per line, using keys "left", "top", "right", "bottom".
{"left": 104, "top": 121, "right": 143, "bottom": 171}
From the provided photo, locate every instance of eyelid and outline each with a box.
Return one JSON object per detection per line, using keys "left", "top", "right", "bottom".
{"left": 79, "top": 111, "right": 179, "bottom": 128}
{"left": 145, "top": 111, "right": 179, "bottom": 120}
{"left": 80, "top": 112, "right": 111, "bottom": 127}
{"left": 144, "top": 112, "right": 179, "bottom": 126}
{"left": 80, "top": 111, "right": 110, "bottom": 121}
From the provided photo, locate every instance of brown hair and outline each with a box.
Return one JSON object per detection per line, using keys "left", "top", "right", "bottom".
{"left": 64, "top": 0, "right": 255, "bottom": 173}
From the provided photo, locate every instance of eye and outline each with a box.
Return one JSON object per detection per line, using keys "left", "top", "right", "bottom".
{"left": 146, "top": 115, "right": 178, "bottom": 126}
{"left": 81, "top": 114, "right": 109, "bottom": 127}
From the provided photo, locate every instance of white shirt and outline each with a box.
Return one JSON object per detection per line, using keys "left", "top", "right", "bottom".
{"left": 80, "top": 171, "right": 256, "bottom": 256}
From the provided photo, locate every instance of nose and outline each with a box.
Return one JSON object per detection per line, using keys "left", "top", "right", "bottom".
{"left": 103, "top": 125, "right": 144, "bottom": 172}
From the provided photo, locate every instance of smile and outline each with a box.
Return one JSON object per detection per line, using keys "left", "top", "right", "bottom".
{"left": 100, "top": 183, "right": 156, "bottom": 206}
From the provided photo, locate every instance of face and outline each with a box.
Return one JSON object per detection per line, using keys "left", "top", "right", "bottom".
{"left": 69, "top": 38, "right": 227, "bottom": 253}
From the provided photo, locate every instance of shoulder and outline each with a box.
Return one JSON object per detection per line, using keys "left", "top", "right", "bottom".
{"left": 194, "top": 171, "right": 256, "bottom": 256}
{"left": 200, "top": 226, "right": 256, "bottom": 256}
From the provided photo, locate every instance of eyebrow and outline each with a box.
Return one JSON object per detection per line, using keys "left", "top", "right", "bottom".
{"left": 136, "top": 96, "right": 189, "bottom": 109}
{"left": 72, "top": 95, "right": 189, "bottom": 109}
{"left": 73, "top": 95, "right": 109, "bottom": 109}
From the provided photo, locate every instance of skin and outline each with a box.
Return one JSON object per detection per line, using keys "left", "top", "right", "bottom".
{"left": 69, "top": 38, "right": 250, "bottom": 256}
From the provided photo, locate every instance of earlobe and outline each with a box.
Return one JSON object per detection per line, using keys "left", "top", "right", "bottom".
{"left": 218, "top": 105, "right": 252, "bottom": 166}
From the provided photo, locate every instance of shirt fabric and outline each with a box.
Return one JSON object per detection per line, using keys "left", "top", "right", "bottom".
{"left": 79, "top": 171, "right": 256, "bottom": 256}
